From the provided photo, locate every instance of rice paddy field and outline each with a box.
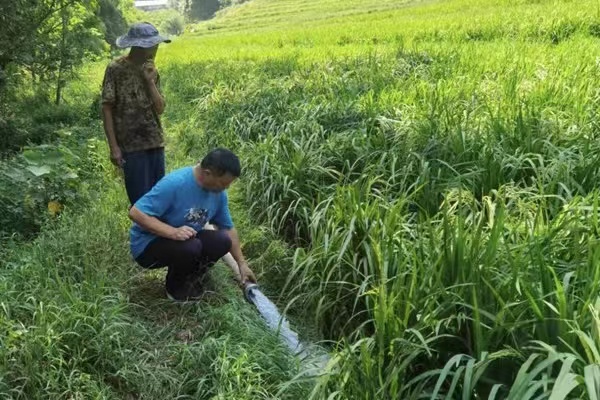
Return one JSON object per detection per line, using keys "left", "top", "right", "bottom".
{"left": 3, "top": 0, "right": 600, "bottom": 398}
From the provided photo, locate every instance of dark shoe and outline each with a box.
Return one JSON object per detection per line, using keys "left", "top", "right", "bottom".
{"left": 190, "top": 264, "right": 219, "bottom": 292}
{"left": 194, "top": 269, "right": 217, "bottom": 291}
{"left": 166, "top": 278, "right": 204, "bottom": 302}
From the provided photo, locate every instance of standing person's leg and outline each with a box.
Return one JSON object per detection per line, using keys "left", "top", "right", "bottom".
{"left": 122, "top": 150, "right": 151, "bottom": 205}
{"left": 135, "top": 237, "right": 205, "bottom": 300}
{"left": 148, "top": 147, "right": 165, "bottom": 188}
{"left": 123, "top": 148, "right": 164, "bottom": 205}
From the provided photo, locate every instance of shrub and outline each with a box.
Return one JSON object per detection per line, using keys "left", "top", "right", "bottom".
{"left": 0, "top": 131, "right": 103, "bottom": 241}
{"left": 162, "top": 14, "right": 185, "bottom": 36}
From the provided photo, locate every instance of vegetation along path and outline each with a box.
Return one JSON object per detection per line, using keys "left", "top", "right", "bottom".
{"left": 3, "top": 0, "right": 600, "bottom": 398}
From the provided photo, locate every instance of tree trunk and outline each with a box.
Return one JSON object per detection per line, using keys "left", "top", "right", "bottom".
{"left": 55, "top": 6, "right": 68, "bottom": 105}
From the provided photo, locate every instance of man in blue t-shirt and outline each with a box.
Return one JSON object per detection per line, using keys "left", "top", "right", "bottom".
{"left": 128, "top": 148, "right": 257, "bottom": 301}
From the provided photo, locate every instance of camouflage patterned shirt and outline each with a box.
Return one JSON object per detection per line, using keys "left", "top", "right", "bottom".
{"left": 101, "top": 56, "right": 165, "bottom": 153}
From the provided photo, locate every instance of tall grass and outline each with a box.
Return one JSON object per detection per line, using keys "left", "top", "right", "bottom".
{"left": 150, "top": 0, "right": 600, "bottom": 396}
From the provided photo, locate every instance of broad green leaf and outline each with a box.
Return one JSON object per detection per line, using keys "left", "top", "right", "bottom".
{"left": 432, "top": 354, "right": 467, "bottom": 398}
{"left": 22, "top": 149, "right": 46, "bottom": 165}
{"left": 64, "top": 172, "right": 79, "bottom": 179}
{"left": 25, "top": 165, "right": 52, "bottom": 176}
{"left": 22, "top": 148, "right": 63, "bottom": 166}
{"left": 584, "top": 365, "right": 600, "bottom": 400}
{"left": 488, "top": 384, "right": 504, "bottom": 400}
{"left": 548, "top": 356, "right": 579, "bottom": 400}
{"left": 3, "top": 167, "right": 27, "bottom": 182}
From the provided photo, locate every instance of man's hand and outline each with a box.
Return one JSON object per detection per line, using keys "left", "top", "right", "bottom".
{"left": 142, "top": 60, "right": 165, "bottom": 115}
{"left": 169, "top": 226, "right": 197, "bottom": 241}
{"left": 238, "top": 261, "right": 257, "bottom": 285}
{"left": 219, "top": 227, "right": 256, "bottom": 285}
{"left": 110, "top": 146, "right": 124, "bottom": 167}
{"left": 130, "top": 206, "right": 187, "bottom": 241}
{"left": 143, "top": 60, "right": 158, "bottom": 83}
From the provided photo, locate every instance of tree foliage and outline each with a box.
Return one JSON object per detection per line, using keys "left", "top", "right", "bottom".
{"left": 37, "top": 1, "right": 106, "bottom": 103}
{"left": 0, "top": 0, "right": 137, "bottom": 105}
{"left": 98, "top": 0, "right": 129, "bottom": 48}
{"left": 163, "top": 14, "right": 185, "bottom": 35}
{"left": 183, "top": 0, "right": 220, "bottom": 21}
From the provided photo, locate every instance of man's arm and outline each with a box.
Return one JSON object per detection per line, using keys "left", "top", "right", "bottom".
{"left": 225, "top": 227, "right": 246, "bottom": 267}
{"left": 147, "top": 80, "right": 165, "bottom": 115}
{"left": 143, "top": 61, "right": 165, "bottom": 115}
{"left": 100, "top": 65, "right": 124, "bottom": 167}
{"left": 101, "top": 104, "right": 123, "bottom": 167}
{"left": 209, "top": 193, "right": 257, "bottom": 284}
{"left": 205, "top": 223, "right": 256, "bottom": 284}
{"left": 129, "top": 205, "right": 196, "bottom": 241}
{"left": 224, "top": 227, "right": 257, "bottom": 284}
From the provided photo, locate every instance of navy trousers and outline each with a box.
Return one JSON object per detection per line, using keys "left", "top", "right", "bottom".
{"left": 135, "top": 230, "right": 233, "bottom": 295}
{"left": 122, "top": 147, "right": 165, "bottom": 205}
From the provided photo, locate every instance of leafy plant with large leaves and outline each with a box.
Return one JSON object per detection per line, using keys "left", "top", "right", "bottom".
{"left": 0, "top": 130, "right": 104, "bottom": 241}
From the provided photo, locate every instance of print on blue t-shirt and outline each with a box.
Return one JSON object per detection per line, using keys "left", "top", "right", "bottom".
{"left": 184, "top": 207, "right": 209, "bottom": 228}
{"left": 129, "top": 166, "right": 234, "bottom": 259}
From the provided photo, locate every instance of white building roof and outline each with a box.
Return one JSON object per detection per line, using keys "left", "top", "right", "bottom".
{"left": 134, "top": 0, "right": 168, "bottom": 7}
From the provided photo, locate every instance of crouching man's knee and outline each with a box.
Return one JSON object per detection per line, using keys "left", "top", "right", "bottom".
{"left": 198, "top": 229, "right": 233, "bottom": 262}
{"left": 215, "top": 230, "right": 232, "bottom": 258}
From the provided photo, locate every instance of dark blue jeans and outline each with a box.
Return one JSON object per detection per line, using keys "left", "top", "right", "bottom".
{"left": 135, "top": 230, "right": 233, "bottom": 295}
{"left": 122, "top": 147, "right": 165, "bottom": 205}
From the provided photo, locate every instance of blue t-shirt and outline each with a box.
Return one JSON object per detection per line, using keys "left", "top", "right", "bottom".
{"left": 130, "top": 166, "right": 234, "bottom": 259}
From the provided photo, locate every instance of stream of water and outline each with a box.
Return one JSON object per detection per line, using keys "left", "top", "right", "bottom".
{"left": 244, "top": 284, "right": 330, "bottom": 374}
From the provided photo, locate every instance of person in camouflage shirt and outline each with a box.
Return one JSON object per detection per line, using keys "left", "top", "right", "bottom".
{"left": 101, "top": 22, "right": 171, "bottom": 205}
